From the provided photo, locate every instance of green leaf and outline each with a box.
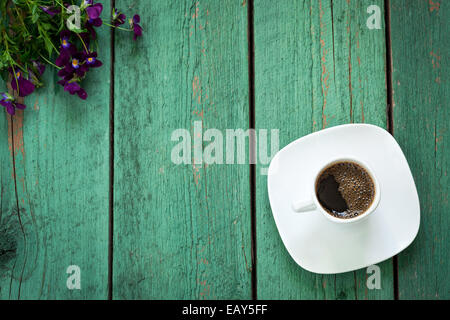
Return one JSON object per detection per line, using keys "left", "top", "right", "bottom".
{"left": 43, "top": 37, "right": 53, "bottom": 55}
{"left": 31, "top": 4, "right": 39, "bottom": 23}
{"left": 69, "top": 27, "right": 88, "bottom": 34}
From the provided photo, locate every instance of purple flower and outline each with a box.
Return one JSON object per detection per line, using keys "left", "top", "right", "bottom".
{"left": 60, "top": 30, "right": 73, "bottom": 50}
{"left": 9, "top": 69, "right": 35, "bottom": 97}
{"left": 112, "top": 8, "right": 126, "bottom": 26}
{"left": 85, "top": 52, "right": 103, "bottom": 68}
{"left": 56, "top": 30, "right": 77, "bottom": 67}
{"left": 71, "top": 56, "right": 81, "bottom": 69}
{"left": 83, "top": 1, "right": 103, "bottom": 39}
{"left": 0, "top": 93, "right": 26, "bottom": 115}
{"left": 130, "top": 15, "right": 142, "bottom": 41}
{"left": 58, "top": 53, "right": 88, "bottom": 81}
{"left": 63, "top": 82, "right": 88, "bottom": 100}
{"left": 39, "top": 6, "right": 61, "bottom": 17}
{"left": 86, "top": 3, "right": 103, "bottom": 20}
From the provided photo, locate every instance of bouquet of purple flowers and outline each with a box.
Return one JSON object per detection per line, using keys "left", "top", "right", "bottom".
{"left": 0, "top": 0, "right": 142, "bottom": 115}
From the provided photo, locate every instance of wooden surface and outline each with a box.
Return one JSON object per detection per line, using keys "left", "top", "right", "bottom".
{"left": 112, "top": 1, "right": 251, "bottom": 299}
{"left": 390, "top": 0, "right": 449, "bottom": 299}
{"left": 0, "top": 2, "right": 111, "bottom": 299}
{"left": 0, "top": 0, "right": 447, "bottom": 299}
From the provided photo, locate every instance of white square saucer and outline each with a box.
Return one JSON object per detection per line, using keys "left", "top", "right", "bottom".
{"left": 267, "top": 124, "right": 420, "bottom": 274}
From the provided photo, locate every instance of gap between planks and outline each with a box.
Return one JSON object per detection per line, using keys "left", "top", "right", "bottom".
{"left": 108, "top": 0, "right": 116, "bottom": 301}
{"left": 383, "top": 0, "right": 399, "bottom": 300}
{"left": 247, "top": 0, "right": 257, "bottom": 301}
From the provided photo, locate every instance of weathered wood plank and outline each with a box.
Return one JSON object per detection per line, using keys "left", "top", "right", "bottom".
{"left": 254, "top": 0, "right": 393, "bottom": 299}
{"left": 113, "top": 1, "right": 251, "bottom": 299}
{"left": 0, "top": 82, "right": 19, "bottom": 299}
{"left": 390, "top": 0, "right": 449, "bottom": 299}
{"left": 0, "top": 3, "right": 111, "bottom": 298}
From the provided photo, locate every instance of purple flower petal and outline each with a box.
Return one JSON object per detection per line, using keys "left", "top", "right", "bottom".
{"left": 60, "top": 30, "right": 71, "bottom": 40}
{"left": 75, "top": 68, "right": 86, "bottom": 77}
{"left": 92, "top": 60, "right": 102, "bottom": 68}
{"left": 64, "top": 82, "right": 81, "bottom": 95}
{"left": 1, "top": 99, "right": 16, "bottom": 115}
{"left": 77, "top": 88, "right": 87, "bottom": 100}
{"left": 11, "top": 75, "right": 35, "bottom": 97}
{"left": 86, "top": 3, "right": 103, "bottom": 19}
{"left": 40, "top": 6, "right": 60, "bottom": 17}
{"left": 63, "top": 82, "right": 88, "bottom": 100}
{"left": 19, "top": 77, "right": 36, "bottom": 96}
{"left": 6, "top": 105, "right": 15, "bottom": 115}
{"left": 90, "top": 17, "right": 103, "bottom": 27}
{"left": 133, "top": 25, "right": 143, "bottom": 40}
{"left": 0, "top": 100, "right": 10, "bottom": 108}
{"left": 15, "top": 103, "right": 26, "bottom": 110}
{"left": 56, "top": 51, "right": 70, "bottom": 67}
{"left": 57, "top": 68, "right": 68, "bottom": 78}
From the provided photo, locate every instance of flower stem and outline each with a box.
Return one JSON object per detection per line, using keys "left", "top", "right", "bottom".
{"left": 54, "top": 0, "right": 65, "bottom": 9}
{"left": 77, "top": 33, "right": 89, "bottom": 53}
{"left": 39, "top": 54, "right": 61, "bottom": 70}
{"left": 103, "top": 22, "right": 132, "bottom": 32}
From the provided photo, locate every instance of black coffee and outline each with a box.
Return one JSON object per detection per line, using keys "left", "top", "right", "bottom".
{"left": 315, "top": 161, "right": 375, "bottom": 219}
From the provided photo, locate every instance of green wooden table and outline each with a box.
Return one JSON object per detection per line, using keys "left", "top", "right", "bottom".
{"left": 0, "top": 0, "right": 448, "bottom": 300}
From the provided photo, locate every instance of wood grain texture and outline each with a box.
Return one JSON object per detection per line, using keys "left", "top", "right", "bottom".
{"left": 0, "top": 82, "right": 18, "bottom": 298}
{"left": 254, "top": 0, "right": 393, "bottom": 299}
{"left": 390, "top": 0, "right": 449, "bottom": 299}
{"left": 113, "top": 0, "right": 251, "bottom": 299}
{"left": 0, "top": 3, "right": 111, "bottom": 299}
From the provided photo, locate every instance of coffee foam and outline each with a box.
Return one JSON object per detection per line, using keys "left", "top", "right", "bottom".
{"left": 318, "top": 162, "right": 375, "bottom": 218}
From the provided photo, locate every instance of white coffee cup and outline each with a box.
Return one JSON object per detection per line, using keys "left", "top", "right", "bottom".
{"left": 292, "top": 157, "right": 380, "bottom": 224}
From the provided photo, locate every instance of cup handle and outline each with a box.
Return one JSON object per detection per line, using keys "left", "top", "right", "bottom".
{"left": 292, "top": 198, "right": 316, "bottom": 213}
